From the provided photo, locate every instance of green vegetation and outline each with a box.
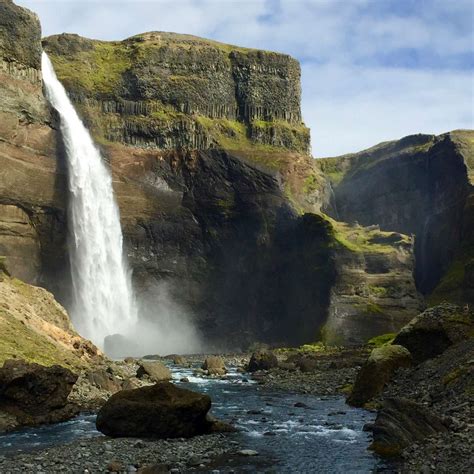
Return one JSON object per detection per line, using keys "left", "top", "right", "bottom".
{"left": 367, "top": 333, "right": 396, "bottom": 348}
{"left": 324, "top": 216, "right": 411, "bottom": 254}
{"left": 0, "top": 309, "right": 84, "bottom": 371}
{"left": 49, "top": 41, "right": 132, "bottom": 95}
{"left": 368, "top": 285, "right": 388, "bottom": 297}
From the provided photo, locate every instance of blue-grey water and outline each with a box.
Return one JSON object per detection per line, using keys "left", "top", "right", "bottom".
{"left": 0, "top": 363, "right": 379, "bottom": 472}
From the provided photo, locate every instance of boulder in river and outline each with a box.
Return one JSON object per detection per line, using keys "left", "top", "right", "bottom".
{"left": 86, "top": 368, "right": 122, "bottom": 393}
{"left": 393, "top": 303, "right": 474, "bottom": 363}
{"left": 96, "top": 382, "right": 213, "bottom": 438}
{"left": 347, "top": 345, "right": 412, "bottom": 407}
{"left": 136, "top": 361, "right": 172, "bottom": 382}
{"left": 201, "top": 356, "right": 226, "bottom": 375}
{"left": 0, "top": 359, "right": 79, "bottom": 431}
{"left": 369, "top": 397, "right": 450, "bottom": 457}
{"left": 247, "top": 350, "right": 278, "bottom": 372}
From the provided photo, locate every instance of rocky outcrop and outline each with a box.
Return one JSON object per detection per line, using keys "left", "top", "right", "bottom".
{"left": 136, "top": 361, "right": 172, "bottom": 382}
{"left": 347, "top": 345, "right": 412, "bottom": 407}
{"left": 201, "top": 356, "right": 226, "bottom": 376}
{"left": 0, "top": 359, "right": 79, "bottom": 432}
{"left": 96, "top": 382, "right": 213, "bottom": 438}
{"left": 370, "top": 397, "right": 450, "bottom": 457}
{"left": 0, "top": 0, "right": 68, "bottom": 296}
{"left": 0, "top": 270, "right": 102, "bottom": 370}
{"left": 323, "top": 223, "right": 423, "bottom": 346}
{"left": 393, "top": 303, "right": 474, "bottom": 363}
{"left": 320, "top": 131, "right": 474, "bottom": 298}
{"left": 247, "top": 350, "right": 278, "bottom": 372}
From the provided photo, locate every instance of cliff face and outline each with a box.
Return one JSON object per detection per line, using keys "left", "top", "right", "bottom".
{"left": 320, "top": 131, "right": 474, "bottom": 299}
{"left": 0, "top": 0, "right": 68, "bottom": 295}
{"left": 42, "top": 32, "right": 309, "bottom": 154}
{"left": 0, "top": 0, "right": 424, "bottom": 349}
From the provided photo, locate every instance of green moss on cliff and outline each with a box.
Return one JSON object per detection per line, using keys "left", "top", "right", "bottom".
{"left": 50, "top": 41, "right": 132, "bottom": 95}
{"left": 0, "top": 309, "right": 84, "bottom": 371}
{"left": 326, "top": 217, "right": 411, "bottom": 254}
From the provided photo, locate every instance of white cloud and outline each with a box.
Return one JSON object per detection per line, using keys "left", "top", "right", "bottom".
{"left": 15, "top": 0, "right": 474, "bottom": 156}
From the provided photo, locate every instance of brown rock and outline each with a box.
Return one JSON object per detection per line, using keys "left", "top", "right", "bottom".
{"left": 0, "top": 359, "right": 79, "bottom": 429}
{"left": 202, "top": 356, "right": 226, "bottom": 375}
{"left": 136, "top": 361, "right": 171, "bottom": 382}
{"left": 96, "top": 382, "right": 212, "bottom": 438}
{"left": 393, "top": 304, "right": 474, "bottom": 363}
{"left": 247, "top": 351, "right": 278, "bottom": 372}
{"left": 370, "top": 397, "right": 449, "bottom": 457}
{"left": 347, "top": 345, "right": 412, "bottom": 407}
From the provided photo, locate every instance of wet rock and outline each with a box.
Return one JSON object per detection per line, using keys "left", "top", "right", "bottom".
{"left": 247, "top": 351, "right": 278, "bottom": 372}
{"left": 238, "top": 450, "right": 259, "bottom": 456}
{"left": 347, "top": 345, "right": 412, "bottom": 407}
{"left": 173, "top": 355, "right": 187, "bottom": 366}
{"left": 393, "top": 304, "right": 474, "bottom": 363}
{"left": 136, "top": 361, "right": 171, "bottom": 382}
{"left": 96, "top": 382, "right": 212, "bottom": 438}
{"left": 294, "top": 401, "right": 308, "bottom": 408}
{"left": 86, "top": 369, "right": 122, "bottom": 393}
{"left": 370, "top": 397, "right": 450, "bottom": 457}
{"left": 0, "top": 359, "right": 79, "bottom": 430}
{"left": 202, "top": 356, "right": 226, "bottom": 376}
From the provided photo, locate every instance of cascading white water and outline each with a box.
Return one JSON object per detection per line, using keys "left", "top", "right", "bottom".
{"left": 41, "top": 52, "right": 137, "bottom": 350}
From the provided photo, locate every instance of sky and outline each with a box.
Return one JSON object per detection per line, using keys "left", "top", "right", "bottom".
{"left": 16, "top": 0, "right": 474, "bottom": 157}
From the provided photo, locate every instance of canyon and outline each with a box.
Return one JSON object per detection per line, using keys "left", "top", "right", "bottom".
{"left": 0, "top": 0, "right": 472, "bottom": 354}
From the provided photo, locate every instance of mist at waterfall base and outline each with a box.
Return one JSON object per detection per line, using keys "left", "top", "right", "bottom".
{"left": 42, "top": 52, "right": 202, "bottom": 357}
{"left": 105, "top": 281, "right": 203, "bottom": 358}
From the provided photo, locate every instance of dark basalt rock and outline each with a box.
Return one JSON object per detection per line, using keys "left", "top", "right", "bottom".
{"left": 347, "top": 345, "right": 412, "bottom": 407}
{"left": 369, "top": 397, "right": 450, "bottom": 457}
{"left": 247, "top": 350, "right": 278, "bottom": 372}
{"left": 393, "top": 303, "right": 474, "bottom": 363}
{"left": 321, "top": 131, "right": 473, "bottom": 296}
{"left": 96, "top": 382, "right": 212, "bottom": 438}
{"left": 0, "top": 359, "right": 79, "bottom": 430}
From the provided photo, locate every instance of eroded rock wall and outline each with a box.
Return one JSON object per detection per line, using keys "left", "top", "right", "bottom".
{"left": 320, "top": 131, "right": 474, "bottom": 297}
{"left": 0, "top": 0, "right": 68, "bottom": 293}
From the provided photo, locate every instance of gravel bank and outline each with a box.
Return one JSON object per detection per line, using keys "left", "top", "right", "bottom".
{"left": 0, "top": 433, "right": 237, "bottom": 473}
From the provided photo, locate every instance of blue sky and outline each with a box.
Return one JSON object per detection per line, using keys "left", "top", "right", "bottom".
{"left": 17, "top": 0, "right": 474, "bottom": 156}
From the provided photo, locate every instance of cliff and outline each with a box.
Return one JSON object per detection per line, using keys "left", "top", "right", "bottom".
{"left": 42, "top": 32, "right": 309, "bottom": 153}
{"left": 0, "top": 0, "right": 424, "bottom": 350}
{"left": 0, "top": 0, "right": 69, "bottom": 296}
{"left": 320, "top": 131, "right": 474, "bottom": 303}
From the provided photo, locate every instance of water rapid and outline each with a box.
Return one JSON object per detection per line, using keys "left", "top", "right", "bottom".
{"left": 41, "top": 52, "right": 137, "bottom": 349}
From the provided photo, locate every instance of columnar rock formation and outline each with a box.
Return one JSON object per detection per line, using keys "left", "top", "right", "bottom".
{"left": 3, "top": 0, "right": 471, "bottom": 350}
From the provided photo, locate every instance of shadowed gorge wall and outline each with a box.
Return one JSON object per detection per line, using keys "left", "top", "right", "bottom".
{"left": 319, "top": 131, "right": 474, "bottom": 298}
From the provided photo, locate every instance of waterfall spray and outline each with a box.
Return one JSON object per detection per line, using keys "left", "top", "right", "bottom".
{"left": 41, "top": 52, "right": 137, "bottom": 350}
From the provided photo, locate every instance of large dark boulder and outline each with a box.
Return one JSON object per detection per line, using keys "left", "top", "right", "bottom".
{"left": 247, "top": 350, "right": 278, "bottom": 372}
{"left": 0, "top": 359, "right": 79, "bottom": 430}
{"left": 347, "top": 345, "right": 412, "bottom": 407}
{"left": 393, "top": 304, "right": 474, "bottom": 363}
{"left": 369, "top": 397, "right": 450, "bottom": 457}
{"left": 96, "top": 383, "right": 212, "bottom": 438}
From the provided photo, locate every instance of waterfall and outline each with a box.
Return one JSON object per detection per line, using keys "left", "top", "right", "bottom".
{"left": 41, "top": 52, "right": 137, "bottom": 350}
